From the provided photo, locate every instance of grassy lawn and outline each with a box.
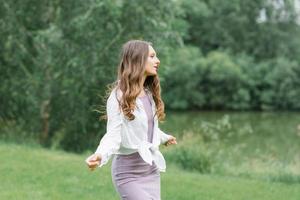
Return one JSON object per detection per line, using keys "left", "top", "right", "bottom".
{"left": 0, "top": 142, "right": 299, "bottom": 200}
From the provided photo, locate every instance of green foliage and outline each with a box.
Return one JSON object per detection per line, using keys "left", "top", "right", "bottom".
{"left": 201, "top": 51, "right": 249, "bottom": 110}
{"left": 181, "top": 0, "right": 300, "bottom": 61}
{"left": 1, "top": 0, "right": 300, "bottom": 152}
{"left": 163, "top": 47, "right": 251, "bottom": 110}
{"left": 163, "top": 46, "right": 300, "bottom": 111}
{"left": 164, "top": 115, "right": 235, "bottom": 174}
{"left": 239, "top": 56, "right": 300, "bottom": 110}
{"left": 162, "top": 46, "right": 205, "bottom": 109}
{"left": 0, "top": 0, "right": 184, "bottom": 152}
{"left": 261, "top": 58, "right": 300, "bottom": 109}
{"left": 165, "top": 142, "right": 212, "bottom": 173}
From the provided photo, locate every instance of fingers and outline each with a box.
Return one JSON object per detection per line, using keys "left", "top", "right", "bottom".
{"left": 89, "top": 156, "right": 100, "bottom": 162}
{"left": 167, "top": 140, "right": 176, "bottom": 145}
{"left": 86, "top": 160, "right": 99, "bottom": 171}
{"left": 165, "top": 137, "right": 177, "bottom": 146}
{"left": 87, "top": 160, "right": 100, "bottom": 167}
{"left": 170, "top": 140, "right": 177, "bottom": 145}
{"left": 88, "top": 162, "right": 99, "bottom": 170}
{"left": 88, "top": 154, "right": 101, "bottom": 162}
{"left": 85, "top": 154, "right": 101, "bottom": 171}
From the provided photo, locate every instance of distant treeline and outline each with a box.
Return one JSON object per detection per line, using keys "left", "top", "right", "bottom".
{"left": 1, "top": 0, "right": 299, "bottom": 152}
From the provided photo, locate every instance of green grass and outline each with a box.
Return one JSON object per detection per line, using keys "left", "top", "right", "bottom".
{"left": 0, "top": 142, "right": 299, "bottom": 200}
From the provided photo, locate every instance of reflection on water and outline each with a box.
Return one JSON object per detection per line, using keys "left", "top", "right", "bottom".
{"left": 162, "top": 111, "right": 300, "bottom": 159}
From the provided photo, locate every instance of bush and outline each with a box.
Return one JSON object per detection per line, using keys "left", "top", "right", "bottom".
{"left": 164, "top": 132, "right": 212, "bottom": 173}
{"left": 163, "top": 48, "right": 250, "bottom": 110}
{"left": 163, "top": 115, "right": 253, "bottom": 174}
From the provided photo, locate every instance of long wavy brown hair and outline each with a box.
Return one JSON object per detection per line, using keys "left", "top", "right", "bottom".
{"left": 101, "top": 40, "right": 165, "bottom": 121}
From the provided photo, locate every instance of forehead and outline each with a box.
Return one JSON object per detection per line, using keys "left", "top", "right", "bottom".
{"left": 148, "top": 45, "right": 156, "bottom": 54}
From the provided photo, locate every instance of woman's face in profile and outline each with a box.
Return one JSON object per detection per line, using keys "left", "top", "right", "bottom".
{"left": 144, "top": 45, "right": 160, "bottom": 77}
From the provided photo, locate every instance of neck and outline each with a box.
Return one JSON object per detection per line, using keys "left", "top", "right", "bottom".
{"left": 141, "top": 74, "right": 147, "bottom": 89}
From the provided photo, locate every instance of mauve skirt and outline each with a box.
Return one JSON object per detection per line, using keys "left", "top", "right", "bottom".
{"left": 111, "top": 152, "right": 161, "bottom": 200}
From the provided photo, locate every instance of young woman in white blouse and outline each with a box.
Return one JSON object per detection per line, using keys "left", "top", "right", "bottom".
{"left": 85, "top": 40, "right": 177, "bottom": 200}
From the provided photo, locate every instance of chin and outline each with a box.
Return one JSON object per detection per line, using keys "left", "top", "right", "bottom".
{"left": 146, "top": 72, "right": 157, "bottom": 77}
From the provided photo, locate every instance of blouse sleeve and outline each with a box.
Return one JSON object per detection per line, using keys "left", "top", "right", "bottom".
{"left": 94, "top": 89, "right": 122, "bottom": 167}
{"left": 158, "top": 127, "right": 172, "bottom": 145}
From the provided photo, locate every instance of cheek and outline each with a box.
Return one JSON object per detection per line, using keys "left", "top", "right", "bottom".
{"left": 145, "top": 65, "right": 152, "bottom": 73}
{"left": 145, "top": 60, "right": 152, "bottom": 69}
{"left": 149, "top": 59, "right": 155, "bottom": 66}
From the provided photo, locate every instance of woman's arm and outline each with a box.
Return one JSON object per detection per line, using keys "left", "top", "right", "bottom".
{"left": 158, "top": 128, "right": 177, "bottom": 146}
{"left": 93, "top": 90, "right": 122, "bottom": 167}
{"left": 158, "top": 128, "right": 171, "bottom": 144}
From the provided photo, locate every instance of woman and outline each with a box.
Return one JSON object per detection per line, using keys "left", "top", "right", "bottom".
{"left": 85, "top": 40, "right": 177, "bottom": 200}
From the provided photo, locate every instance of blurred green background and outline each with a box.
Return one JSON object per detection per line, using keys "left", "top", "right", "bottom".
{"left": 1, "top": 0, "right": 300, "bottom": 199}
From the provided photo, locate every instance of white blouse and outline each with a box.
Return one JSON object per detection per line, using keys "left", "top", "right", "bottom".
{"left": 94, "top": 87, "right": 172, "bottom": 172}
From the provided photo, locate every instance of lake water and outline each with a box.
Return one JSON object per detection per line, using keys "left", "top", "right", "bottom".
{"left": 162, "top": 111, "right": 300, "bottom": 161}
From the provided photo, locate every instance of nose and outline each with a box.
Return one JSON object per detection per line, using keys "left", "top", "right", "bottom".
{"left": 156, "top": 58, "right": 160, "bottom": 65}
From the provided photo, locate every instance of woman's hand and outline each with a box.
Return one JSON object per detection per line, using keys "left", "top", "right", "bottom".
{"left": 85, "top": 154, "right": 102, "bottom": 171}
{"left": 165, "top": 135, "right": 177, "bottom": 146}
